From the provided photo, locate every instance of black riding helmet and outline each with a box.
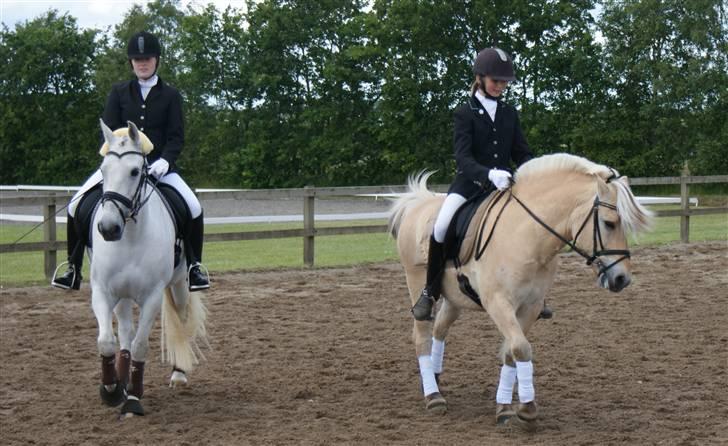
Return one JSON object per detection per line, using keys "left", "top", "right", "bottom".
{"left": 127, "top": 31, "right": 161, "bottom": 59}
{"left": 472, "top": 47, "right": 516, "bottom": 81}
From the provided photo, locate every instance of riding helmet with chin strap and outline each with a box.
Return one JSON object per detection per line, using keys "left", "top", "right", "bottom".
{"left": 473, "top": 47, "right": 516, "bottom": 81}
{"left": 127, "top": 31, "right": 161, "bottom": 60}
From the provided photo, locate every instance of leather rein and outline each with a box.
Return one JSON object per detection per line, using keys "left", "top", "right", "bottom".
{"left": 474, "top": 182, "right": 631, "bottom": 277}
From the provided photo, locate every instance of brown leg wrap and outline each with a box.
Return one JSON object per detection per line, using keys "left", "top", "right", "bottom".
{"left": 117, "top": 350, "right": 131, "bottom": 387}
{"left": 101, "top": 354, "right": 117, "bottom": 386}
{"left": 129, "top": 360, "right": 145, "bottom": 399}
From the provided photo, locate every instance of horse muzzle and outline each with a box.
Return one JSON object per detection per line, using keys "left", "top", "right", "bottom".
{"left": 598, "top": 267, "right": 631, "bottom": 292}
{"left": 98, "top": 220, "right": 124, "bottom": 241}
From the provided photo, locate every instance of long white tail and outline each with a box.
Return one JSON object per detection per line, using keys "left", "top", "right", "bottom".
{"left": 161, "top": 288, "right": 209, "bottom": 372}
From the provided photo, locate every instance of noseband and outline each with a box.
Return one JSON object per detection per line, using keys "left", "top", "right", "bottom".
{"left": 475, "top": 185, "right": 631, "bottom": 277}
{"left": 100, "top": 151, "right": 151, "bottom": 223}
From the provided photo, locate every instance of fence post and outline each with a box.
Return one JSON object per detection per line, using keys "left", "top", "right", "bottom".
{"left": 303, "top": 186, "right": 315, "bottom": 266}
{"left": 43, "top": 201, "right": 57, "bottom": 280}
{"left": 680, "top": 162, "right": 690, "bottom": 243}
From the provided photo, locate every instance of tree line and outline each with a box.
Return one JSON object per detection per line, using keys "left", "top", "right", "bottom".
{"left": 1, "top": 0, "right": 725, "bottom": 188}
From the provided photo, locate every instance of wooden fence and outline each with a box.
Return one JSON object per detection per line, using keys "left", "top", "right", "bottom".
{"left": 1, "top": 174, "right": 726, "bottom": 279}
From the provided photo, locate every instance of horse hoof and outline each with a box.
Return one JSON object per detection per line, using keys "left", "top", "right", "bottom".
{"left": 99, "top": 382, "right": 126, "bottom": 407}
{"left": 495, "top": 403, "right": 515, "bottom": 425}
{"left": 120, "top": 395, "right": 144, "bottom": 417}
{"left": 512, "top": 401, "right": 538, "bottom": 432}
{"left": 425, "top": 392, "right": 447, "bottom": 415}
{"left": 170, "top": 370, "right": 188, "bottom": 388}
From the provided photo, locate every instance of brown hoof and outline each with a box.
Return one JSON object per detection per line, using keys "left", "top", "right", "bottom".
{"left": 425, "top": 392, "right": 447, "bottom": 414}
{"left": 512, "top": 401, "right": 538, "bottom": 432}
{"left": 495, "top": 403, "right": 515, "bottom": 425}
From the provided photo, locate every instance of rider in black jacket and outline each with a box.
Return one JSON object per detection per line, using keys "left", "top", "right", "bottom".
{"left": 52, "top": 31, "right": 210, "bottom": 292}
{"left": 411, "top": 47, "right": 552, "bottom": 321}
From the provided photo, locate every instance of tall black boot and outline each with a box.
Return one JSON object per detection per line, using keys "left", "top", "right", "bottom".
{"left": 51, "top": 215, "right": 83, "bottom": 290}
{"left": 412, "top": 235, "right": 446, "bottom": 321}
{"left": 186, "top": 213, "right": 209, "bottom": 291}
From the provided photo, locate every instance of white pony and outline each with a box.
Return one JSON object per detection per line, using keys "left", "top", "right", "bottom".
{"left": 90, "top": 120, "right": 208, "bottom": 417}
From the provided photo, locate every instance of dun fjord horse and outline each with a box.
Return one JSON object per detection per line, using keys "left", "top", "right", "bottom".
{"left": 388, "top": 153, "right": 652, "bottom": 430}
{"left": 90, "top": 120, "right": 208, "bottom": 418}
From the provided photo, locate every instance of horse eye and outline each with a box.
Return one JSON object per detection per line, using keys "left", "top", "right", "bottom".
{"left": 131, "top": 168, "right": 140, "bottom": 177}
{"left": 604, "top": 221, "right": 616, "bottom": 230}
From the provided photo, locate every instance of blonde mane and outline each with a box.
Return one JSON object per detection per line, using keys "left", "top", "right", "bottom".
{"left": 515, "top": 153, "right": 615, "bottom": 183}
{"left": 516, "top": 153, "right": 653, "bottom": 234}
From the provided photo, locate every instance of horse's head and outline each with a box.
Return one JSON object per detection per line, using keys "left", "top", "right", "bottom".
{"left": 569, "top": 168, "right": 654, "bottom": 292}
{"left": 97, "top": 119, "right": 151, "bottom": 241}
{"left": 515, "top": 154, "right": 653, "bottom": 293}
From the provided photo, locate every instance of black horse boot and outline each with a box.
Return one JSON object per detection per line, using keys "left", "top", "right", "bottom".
{"left": 51, "top": 215, "right": 83, "bottom": 290}
{"left": 412, "top": 235, "right": 446, "bottom": 321}
{"left": 187, "top": 213, "right": 210, "bottom": 291}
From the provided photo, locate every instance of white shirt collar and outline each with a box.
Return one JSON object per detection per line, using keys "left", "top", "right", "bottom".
{"left": 474, "top": 90, "right": 498, "bottom": 121}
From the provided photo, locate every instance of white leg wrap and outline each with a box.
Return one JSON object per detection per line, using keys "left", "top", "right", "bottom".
{"left": 516, "top": 360, "right": 535, "bottom": 403}
{"left": 431, "top": 338, "right": 445, "bottom": 374}
{"left": 496, "top": 364, "right": 517, "bottom": 404}
{"left": 418, "top": 355, "right": 439, "bottom": 396}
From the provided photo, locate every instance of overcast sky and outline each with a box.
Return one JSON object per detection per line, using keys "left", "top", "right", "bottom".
{"left": 1, "top": 0, "right": 248, "bottom": 31}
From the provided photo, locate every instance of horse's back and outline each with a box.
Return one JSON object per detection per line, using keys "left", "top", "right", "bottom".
{"left": 396, "top": 194, "right": 444, "bottom": 268}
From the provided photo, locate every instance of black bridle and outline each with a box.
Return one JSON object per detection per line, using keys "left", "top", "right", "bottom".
{"left": 100, "top": 151, "right": 155, "bottom": 223}
{"left": 475, "top": 187, "right": 631, "bottom": 277}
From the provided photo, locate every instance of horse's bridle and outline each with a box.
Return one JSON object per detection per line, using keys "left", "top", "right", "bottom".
{"left": 100, "top": 151, "right": 154, "bottom": 223}
{"left": 475, "top": 184, "right": 631, "bottom": 277}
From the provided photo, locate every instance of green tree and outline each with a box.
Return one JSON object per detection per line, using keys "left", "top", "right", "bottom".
{"left": 0, "top": 10, "right": 101, "bottom": 184}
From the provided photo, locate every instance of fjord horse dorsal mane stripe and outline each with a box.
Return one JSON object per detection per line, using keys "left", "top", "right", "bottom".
{"left": 514, "top": 153, "right": 653, "bottom": 235}
{"left": 99, "top": 127, "right": 154, "bottom": 156}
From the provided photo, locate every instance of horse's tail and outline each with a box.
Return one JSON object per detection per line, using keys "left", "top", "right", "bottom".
{"left": 388, "top": 171, "right": 437, "bottom": 239}
{"left": 161, "top": 287, "right": 209, "bottom": 373}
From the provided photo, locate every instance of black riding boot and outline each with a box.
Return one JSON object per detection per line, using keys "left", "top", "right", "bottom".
{"left": 51, "top": 215, "right": 83, "bottom": 290}
{"left": 186, "top": 213, "right": 209, "bottom": 291}
{"left": 412, "top": 235, "right": 446, "bottom": 321}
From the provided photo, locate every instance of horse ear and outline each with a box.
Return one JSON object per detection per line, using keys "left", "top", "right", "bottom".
{"left": 127, "top": 121, "right": 140, "bottom": 145}
{"left": 99, "top": 119, "right": 114, "bottom": 156}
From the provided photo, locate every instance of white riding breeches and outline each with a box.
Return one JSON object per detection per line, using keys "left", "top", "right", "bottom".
{"left": 158, "top": 173, "right": 202, "bottom": 218}
{"left": 68, "top": 170, "right": 202, "bottom": 219}
{"left": 68, "top": 170, "right": 103, "bottom": 216}
{"left": 432, "top": 193, "right": 467, "bottom": 243}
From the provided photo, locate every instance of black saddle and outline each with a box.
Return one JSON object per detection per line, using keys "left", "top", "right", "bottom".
{"left": 442, "top": 186, "right": 495, "bottom": 261}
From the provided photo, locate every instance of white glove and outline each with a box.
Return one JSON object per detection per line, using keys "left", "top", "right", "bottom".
{"left": 488, "top": 168, "right": 512, "bottom": 190}
{"left": 148, "top": 158, "right": 169, "bottom": 179}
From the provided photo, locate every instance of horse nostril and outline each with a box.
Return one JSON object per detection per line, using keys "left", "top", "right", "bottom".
{"left": 614, "top": 274, "right": 630, "bottom": 290}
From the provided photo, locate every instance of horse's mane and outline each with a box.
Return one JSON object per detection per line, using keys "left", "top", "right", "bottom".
{"left": 515, "top": 153, "right": 613, "bottom": 183}
{"left": 516, "top": 153, "right": 653, "bottom": 234}
{"left": 99, "top": 127, "right": 154, "bottom": 156}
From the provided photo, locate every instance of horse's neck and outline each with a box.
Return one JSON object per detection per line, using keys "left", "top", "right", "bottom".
{"left": 124, "top": 186, "right": 174, "bottom": 240}
{"left": 510, "top": 173, "right": 594, "bottom": 256}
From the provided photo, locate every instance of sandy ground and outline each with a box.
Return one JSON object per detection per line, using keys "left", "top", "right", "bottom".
{"left": 1, "top": 241, "right": 727, "bottom": 445}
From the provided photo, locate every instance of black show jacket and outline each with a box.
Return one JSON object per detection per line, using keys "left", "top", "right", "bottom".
{"left": 102, "top": 77, "right": 184, "bottom": 168}
{"left": 452, "top": 94, "right": 533, "bottom": 190}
